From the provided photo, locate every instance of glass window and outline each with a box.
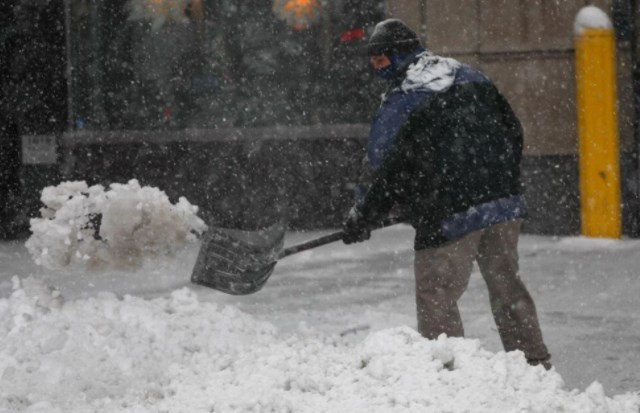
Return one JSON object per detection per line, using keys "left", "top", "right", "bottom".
{"left": 67, "top": 0, "right": 386, "bottom": 130}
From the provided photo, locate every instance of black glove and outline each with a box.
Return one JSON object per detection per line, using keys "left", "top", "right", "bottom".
{"left": 342, "top": 207, "right": 371, "bottom": 244}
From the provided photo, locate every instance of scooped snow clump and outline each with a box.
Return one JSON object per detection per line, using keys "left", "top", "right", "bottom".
{"left": 25, "top": 179, "right": 207, "bottom": 269}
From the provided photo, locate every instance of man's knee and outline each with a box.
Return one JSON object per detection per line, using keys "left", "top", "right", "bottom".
{"left": 416, "top": 282, "right": 467, "bottom": 307}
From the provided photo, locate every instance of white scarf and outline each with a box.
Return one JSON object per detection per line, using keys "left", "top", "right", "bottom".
{"left": 396, "top": 52, "right": 461, "bottom": 94}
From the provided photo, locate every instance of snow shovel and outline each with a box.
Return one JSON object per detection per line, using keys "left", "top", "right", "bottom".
{"left": 190, "top": 216, "right": 406, "bottom": 295}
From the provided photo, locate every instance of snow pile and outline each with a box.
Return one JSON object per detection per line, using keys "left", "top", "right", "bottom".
{"left": 25, "top": 180, "right": 207, "bottom": 270}
{"left": 574, "top": 6, "right": 612, "bottom": 35}
{"left": 1, "top": 277, "right": 638, "bottom": 413}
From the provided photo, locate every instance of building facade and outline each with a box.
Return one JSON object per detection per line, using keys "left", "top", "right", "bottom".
{"left": 2, "top": 0, "right": 639, "bottom": 234}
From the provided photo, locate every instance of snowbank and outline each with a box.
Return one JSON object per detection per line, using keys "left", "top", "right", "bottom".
{"left": 25, "top": 180, "right": 207, "bottom": 270}
{"left": 1, "top": 277, "right": 638, "bottom": 413}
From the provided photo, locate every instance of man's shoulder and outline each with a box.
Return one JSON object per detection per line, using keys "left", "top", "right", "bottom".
{"left": 380, "top": 87, "right": 434, "bottom": 115}
{"left": 385, "top": 54, "right": 495, "bottom": 108}
{"left": 454, "top": 64, "right": 492, "bottom": 86}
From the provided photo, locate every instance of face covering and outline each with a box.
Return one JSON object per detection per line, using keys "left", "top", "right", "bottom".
{"left": 374, "top": 65, "right": 397, "bottom": 80}
{"left": 373, "top": 49, "right": 426, "bottom": 81}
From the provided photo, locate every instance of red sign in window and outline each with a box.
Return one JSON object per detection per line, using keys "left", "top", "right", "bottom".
{"left": 340, "top": 28, "right": 366, "bottom": 43}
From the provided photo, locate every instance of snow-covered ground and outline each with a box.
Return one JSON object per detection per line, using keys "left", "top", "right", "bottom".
{"left": 2, "top": 225, "right": 640, "bottom": 412}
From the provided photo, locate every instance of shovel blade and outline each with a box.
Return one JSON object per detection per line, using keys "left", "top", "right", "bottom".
{"left": 190, "top": 222, "right": 285, "bottom": 295}
{"left": 191, "top": 260, "right": 277, "bottom": 295}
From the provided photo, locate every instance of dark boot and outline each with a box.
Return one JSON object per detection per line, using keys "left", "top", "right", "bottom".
{"left": 527, "top": 355, "right": 552, "bottom": 370}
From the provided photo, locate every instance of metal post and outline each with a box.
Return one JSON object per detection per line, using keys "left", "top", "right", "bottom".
{"left": 631, "top": 0, "right": 640, "bottom": 237}
{"left": 64, "top": 0, "right": 73, "bottom": 130}
{"left": 89, "top": 0, "right": 105, "bottom": 127}
{"left": 575, "top": 9, "right": 622, "bottom": 238}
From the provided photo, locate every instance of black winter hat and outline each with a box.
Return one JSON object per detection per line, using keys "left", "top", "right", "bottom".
{"left": 367, "top": 19, "right": 421, "bottom": 56}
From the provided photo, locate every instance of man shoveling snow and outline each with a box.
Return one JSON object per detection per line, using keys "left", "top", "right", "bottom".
{"left": 342, "top": 19, "right": 551, "bottom": 369}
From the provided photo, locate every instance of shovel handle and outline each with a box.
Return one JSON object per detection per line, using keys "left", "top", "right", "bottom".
{"left": 279, "top": 215, "right": 407, "bottom": 259}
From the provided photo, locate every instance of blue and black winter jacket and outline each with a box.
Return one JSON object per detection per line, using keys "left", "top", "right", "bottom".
{"left": 356, "top": 51, "right": 527, "bottom": 249}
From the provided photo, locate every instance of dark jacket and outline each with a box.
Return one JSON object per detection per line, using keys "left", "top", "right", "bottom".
{"left": 357, "top": 51, "right": 526, "bottom": 250}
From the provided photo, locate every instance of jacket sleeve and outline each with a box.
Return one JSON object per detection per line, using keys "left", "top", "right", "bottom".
{"left": 357, "top": 116, "right": 427, "bottom": 225}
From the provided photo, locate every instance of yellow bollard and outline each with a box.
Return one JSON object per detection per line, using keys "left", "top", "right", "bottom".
{"left": 575, "top": 19, "right": 622, "bottom": 238}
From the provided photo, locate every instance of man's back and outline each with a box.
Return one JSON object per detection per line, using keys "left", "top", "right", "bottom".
{"left": 404, "top": 72, "right": 524, "bottom": 212}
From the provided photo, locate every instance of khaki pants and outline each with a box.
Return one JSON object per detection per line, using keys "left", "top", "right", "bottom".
{"left": 414, "top": 219, "right": 550, "bottom": 361}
